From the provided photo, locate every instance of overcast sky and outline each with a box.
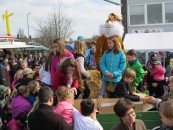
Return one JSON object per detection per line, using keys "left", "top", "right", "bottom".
{"left": 0, "top": 0, "right": 121, "bottom": 40}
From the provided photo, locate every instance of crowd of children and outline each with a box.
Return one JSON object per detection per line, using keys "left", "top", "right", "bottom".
{"left": 0, "top": 36, "right": 100, "bottom": 130}
{"left": 0, "top": 34, "right": 173, "bottom": 130}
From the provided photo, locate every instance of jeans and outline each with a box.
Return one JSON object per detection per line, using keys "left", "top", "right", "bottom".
{"left": 41, "top": 82, "right": 52, "bottom": 88}
{"left": 99, "top": 81, "right": 117, "bottom": 97}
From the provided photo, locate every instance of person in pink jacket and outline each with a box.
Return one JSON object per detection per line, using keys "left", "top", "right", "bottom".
{"left": 53, "top": 86, "right": 74, "bottom": 128}
{"left": 150, "top": 61, "right": 166, "bottom": 81}
{"left": 51, "top": 38, "right": 74, "bottom": 84}
{"left": 150, "top": 61, "right": 166, "bottom": 98}
{"left": 6, "top": 113, "right": 27, "bottom": 130}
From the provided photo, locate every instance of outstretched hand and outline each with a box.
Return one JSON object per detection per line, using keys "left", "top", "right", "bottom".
{"left": 147, "top": 96, "right": 157, "bottom": 106}
{"left": 70, "top": 87, "right": 77, "bottom": 95}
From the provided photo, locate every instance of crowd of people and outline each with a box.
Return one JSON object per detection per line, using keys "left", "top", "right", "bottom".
{"left": 0, "top": 34, "right": 172, "bottom": 130}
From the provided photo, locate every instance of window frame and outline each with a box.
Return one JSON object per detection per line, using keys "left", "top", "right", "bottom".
{"left": 147, "top": 3, "right": 163, "bottom": 24}
{"left": 165, "top": 2, "right": 173, "bottom": 23}
{"left": 128, "top": 2, "right": 173, "bottom": 27}
{"left": 128, "top": 4, "right": 145, "bottom": 26}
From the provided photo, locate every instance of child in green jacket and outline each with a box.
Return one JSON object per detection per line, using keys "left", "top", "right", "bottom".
{"left": 126, "top": 49, "right": 145, "bottom": 93}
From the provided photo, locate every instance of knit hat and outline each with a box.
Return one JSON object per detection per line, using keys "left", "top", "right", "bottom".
{"left": 153, "top": 61, "right": 161, "bottom": 65}
{"left": 22, "top": 68, "right": 35, "bottom": 75}
{"left": 77, "top": 36, "right": 84, "bottom": 41}
{"left": 0, "top": 85, "right": 7, "bottom": 100}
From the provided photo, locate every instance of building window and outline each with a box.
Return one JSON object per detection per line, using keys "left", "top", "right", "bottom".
{"left": 130, "top": 5, "right": 144, "bottom": 25}
{"left": 165, "top": 3, "right": 173, "bottom": 23}
{"left": 147, "top": 4, "right": 162, "bottom": 24}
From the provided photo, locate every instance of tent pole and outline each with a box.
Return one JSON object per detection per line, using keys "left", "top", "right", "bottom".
{"left": 145, "top": 52, "right": 148, "bottom": 65}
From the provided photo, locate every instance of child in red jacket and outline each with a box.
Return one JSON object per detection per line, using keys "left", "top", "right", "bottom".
{"left": 52, "top": 58, "right": 83, "bottom": 95}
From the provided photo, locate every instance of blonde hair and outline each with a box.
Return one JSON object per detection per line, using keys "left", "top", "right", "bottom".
{"left": 28, "top": 80, "right": 40, "bottom": 94}
{"left": 74, "top": 41, "right": 86, "bottom": 57}
{"left": 170, "top": 58, "right": 173, "bottom": 68}
{"left": 17, "top": 85, "right": 29, "bottom": 96}
{"left": 53, "top": 38, "right": 66, "bottom": 57}
{"left": 14, "top": 70, "right": 23, "bottom": 80}
{"left": 159, "top": 100, "right": 173, "bottom": 119}
{"left": 21, "top": 60, "right": 28, "bottom": 66}
{"left": 122, "top": 68, "right": 136, "bottom": 79}
{"left": 55, "top": 86, "right": 74, "bottom": 101}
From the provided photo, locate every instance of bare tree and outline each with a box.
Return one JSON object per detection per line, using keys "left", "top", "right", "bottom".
{"left": 17, "top": 28, "right": 26, "bottom": 39}
{"left": 16, "top": 28, "right": 27, "bottom": 42}
{"left": 34, "top": 0, "right": 74, "bottom": 48}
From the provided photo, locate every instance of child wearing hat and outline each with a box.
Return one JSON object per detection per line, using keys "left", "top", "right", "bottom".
{"left": 77, "top": 36, "right": 84, "bottom": 41}
{"left": 148, "top": 76, "right": 173, "bottom": 109}
{"left": 151, "top": 61, "right": 165, "bottom": 81}
{"left": 0, "top": 85, "right": 8, "bottom": 109}
{"left": 150, "top": 60, "right": 166, "bottom": 97}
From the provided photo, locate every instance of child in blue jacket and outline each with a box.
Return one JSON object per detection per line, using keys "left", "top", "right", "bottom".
{"left": 99, "top": 35, "right": 126, "bottom": 97}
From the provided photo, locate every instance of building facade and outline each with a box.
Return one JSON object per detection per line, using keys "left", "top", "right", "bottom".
{"left": 127, "top": 0, "right": 173, "bottom": 33}
{"left": 126, "top": 0, "right": 173, "bottom": 66}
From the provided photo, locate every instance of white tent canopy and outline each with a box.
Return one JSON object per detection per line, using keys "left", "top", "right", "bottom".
{"left": 0, "top": 41, "right": 38, "bottom": 49}
{"left": 124, "top": 32, "right": 173, "bottom": 52}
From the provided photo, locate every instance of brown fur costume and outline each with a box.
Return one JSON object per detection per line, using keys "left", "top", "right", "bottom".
{"left": 95, "top": 13, "right": 125, "bottom": 70}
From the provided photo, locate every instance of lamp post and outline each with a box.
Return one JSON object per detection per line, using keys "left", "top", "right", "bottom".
{"left": 104, "top": 0, "right": 121, "bottom": 6}
{"left": 27, "top": 13, "right": 31, "bottom": 39}
{"left": 121, "top": 0, "right": 127, "bottom": 39}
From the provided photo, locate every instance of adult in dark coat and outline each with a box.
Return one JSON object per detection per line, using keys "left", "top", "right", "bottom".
{"left": 28, "top": 87, "right": 70, "bottom": 130}
{"left": 0, "top": 64, "right": 10, "bottom": 87}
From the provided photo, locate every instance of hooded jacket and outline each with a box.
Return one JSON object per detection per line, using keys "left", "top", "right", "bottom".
{"left": 11, "top": 96, "right": 32, "bottom": 119}
{"left": 100, "top": 50, "right": 126, "bottom": 82}
{"left": 150, "top": 65, "right": 166, "bottom": 81}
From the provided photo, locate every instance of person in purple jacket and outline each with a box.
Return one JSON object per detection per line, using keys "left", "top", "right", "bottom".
{"left": 11, "top": 85, "right": 32, "bottom": 119}
{"left": 51, "top": 38, "right": 74, "bottom": 84}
